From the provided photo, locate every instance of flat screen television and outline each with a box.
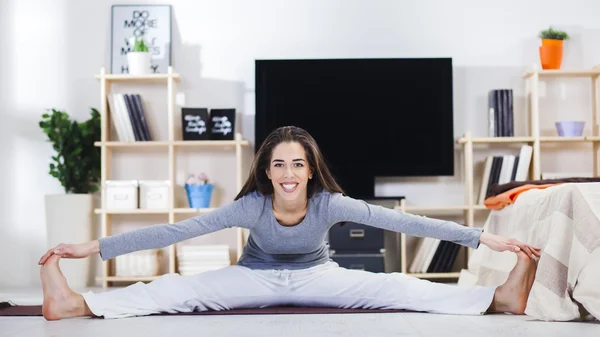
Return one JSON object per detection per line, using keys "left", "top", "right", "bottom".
{"left": 255, "top": 58, "right": 454, "bottom": 199}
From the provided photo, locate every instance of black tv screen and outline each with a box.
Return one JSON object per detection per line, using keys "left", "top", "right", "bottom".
{"left": 255, "top": 58, "right": 454, "bottom": 199}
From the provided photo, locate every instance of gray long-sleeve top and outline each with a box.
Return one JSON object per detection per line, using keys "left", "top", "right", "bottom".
{"left": 99, "top": 190, "right": 482, "bottom": 270}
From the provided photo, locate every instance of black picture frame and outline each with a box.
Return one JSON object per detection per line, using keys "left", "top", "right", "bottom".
{"left": 182, "top": 108, "right": 210, "bottom": 140}
{"left": 209, "top": 109, "right": 236, "bottom": 140}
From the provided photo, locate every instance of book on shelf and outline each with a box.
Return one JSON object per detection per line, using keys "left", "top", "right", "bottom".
{"left": 477, "top": 145, "right": 533, "bottom": 204}
{"left": 106, "top": 93, "right": 153, "bottom": 142}
{"left": 488, "top": 89, "right": 514, "bottom": 137}
{"left": 409, "top": 237, "right": 461, "bottom": 274}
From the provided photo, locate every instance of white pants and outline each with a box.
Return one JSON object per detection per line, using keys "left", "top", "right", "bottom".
{"left": 81, "top": 261, "right": 496, "bottom": 319}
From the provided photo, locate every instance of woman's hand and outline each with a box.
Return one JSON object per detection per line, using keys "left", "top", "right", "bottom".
{"left": 38, "top": 240, "right": 100, "bottom": 265}
{"left": 479, "top": 232, "right": 541, "bottom": 259}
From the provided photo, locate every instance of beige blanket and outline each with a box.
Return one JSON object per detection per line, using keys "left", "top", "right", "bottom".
{"left": 459, "top": 183, "right": 600, "bottom": 321}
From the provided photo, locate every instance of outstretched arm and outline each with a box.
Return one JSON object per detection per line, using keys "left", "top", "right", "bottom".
{"left": 327, "top": 193, "right": 482, "bottom": 249}
{"left": 39, "top": 192, "right": 261, "bottom": 264}
{"left": 98, "top": 196, "right": 258, "bottom": 260}
{"left": 327, "top": 193, "right": 541, "bottom": 257}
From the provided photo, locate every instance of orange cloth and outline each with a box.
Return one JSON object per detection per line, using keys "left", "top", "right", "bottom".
{"left": 484, "top": 183, "right": 560, "bottom": 210}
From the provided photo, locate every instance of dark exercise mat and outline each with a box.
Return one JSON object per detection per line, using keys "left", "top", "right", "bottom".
{"left": 0, "top": 302, "right": 408, "bottom": 317}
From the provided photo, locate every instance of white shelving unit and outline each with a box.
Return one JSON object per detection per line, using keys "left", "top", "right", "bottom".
{"left": 95, "top": 67, "right": 250, "bottom": 287}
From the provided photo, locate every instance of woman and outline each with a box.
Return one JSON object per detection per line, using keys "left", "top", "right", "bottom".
{"left": 38, "top": 126, "right": 540, "bottom": 321}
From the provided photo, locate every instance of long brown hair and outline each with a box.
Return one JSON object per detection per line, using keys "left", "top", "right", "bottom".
{"left": 235, "top": 126, "right": 345, "bottom": 200}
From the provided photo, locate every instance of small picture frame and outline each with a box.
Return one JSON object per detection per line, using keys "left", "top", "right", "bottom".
{"left": 182, "top": 108, "right": 210, "bottom": 140}
{"left": 209, "top": 109, "right": 236, "bottom": 140}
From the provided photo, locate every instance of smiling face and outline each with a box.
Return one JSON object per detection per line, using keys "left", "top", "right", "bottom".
{"left": 266, "top": 141, "right": 313, "bottom": 203}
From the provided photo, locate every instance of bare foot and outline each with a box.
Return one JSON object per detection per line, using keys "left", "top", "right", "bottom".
{"left": 40, "top": 255, "right": 92, "bottom": 320}
{"left": 489, "top": 251, "right": 538, "bottom": 315}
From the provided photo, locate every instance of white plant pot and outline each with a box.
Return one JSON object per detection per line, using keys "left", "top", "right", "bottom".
{"left": 127, "top": 51, "right": 151, "bottom": 75}
{"left": 44, "top": 194, "right": 93, "bottom": 288}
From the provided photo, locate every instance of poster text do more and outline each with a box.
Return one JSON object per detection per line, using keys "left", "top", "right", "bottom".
{"left": 122, "top": 10, "right": 161, "bottom": 58}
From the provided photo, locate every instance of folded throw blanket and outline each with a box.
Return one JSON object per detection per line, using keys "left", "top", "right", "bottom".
{"left": 464, "top": 183, "right": 600, "bottom": 321}
{"left": 484, "top": 183, "right": 559, "bottom": 210}
{"left": 489, "top": 177, "right": 600, "bottom": 196}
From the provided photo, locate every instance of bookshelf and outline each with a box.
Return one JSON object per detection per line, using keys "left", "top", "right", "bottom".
{"left": 94, "top": 66, "right": 250, "bottom": 287}
{"left": 397, "top": 67, "right": 600, "bottom": 280}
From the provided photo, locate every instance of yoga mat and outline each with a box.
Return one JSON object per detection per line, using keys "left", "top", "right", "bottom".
{"left": 0, "top": 302, "right": 407, "bottom": 317}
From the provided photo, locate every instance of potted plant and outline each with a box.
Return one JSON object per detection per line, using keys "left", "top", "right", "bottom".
{"left": 39, "top": 107, "right": 101, "bottom": 287}
{"left": 185, "top": 172, "right": 215, "bottom": 209}
{"left": 538, "top": 26, "right": 569, "bottom": 70}
{"left": 127, "top": 35, "right": 151, "bottom": 75}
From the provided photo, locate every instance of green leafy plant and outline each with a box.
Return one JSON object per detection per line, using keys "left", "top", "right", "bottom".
{"left": 132, "top": 36, "right": 149, "bottom": 52}
{"left": 39, "top": 108, "right": 101, "bottom": 194}
{"left": 539, "top": 27, "right": 569, "bottom": 40}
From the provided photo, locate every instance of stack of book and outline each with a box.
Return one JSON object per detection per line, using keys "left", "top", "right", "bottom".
{"left": 106, "top": 93, "right": 153, "bottom": 141}
{"left": 478, "top": 145, "right": 533, "bottom": 204}
{"left": 488, "top": 89, "right": 514, "bottom": 137}
{"left": 176, "top": 244, "right": 231, "bottom": 276}
{"left": 409, "top": 238, "right": 461, "bottom": 274}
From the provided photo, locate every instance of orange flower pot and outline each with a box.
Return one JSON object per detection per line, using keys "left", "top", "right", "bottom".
{"left": 539, "top": 40, "right": 563, "bottom": 69}
{"left": 541, "top": 38, "right": 563, "bottom": 47}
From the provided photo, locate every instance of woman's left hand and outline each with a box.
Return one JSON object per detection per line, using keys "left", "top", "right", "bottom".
{"left": 479, "top": 232, "right": 541, "bottom": 259}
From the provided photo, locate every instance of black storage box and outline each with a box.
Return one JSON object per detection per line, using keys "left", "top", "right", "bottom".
{"left": 330, "top": 253, "right": 385, "bottom": 273}
{"left": 328, "top": 222, "right": 384, "bottom": 253}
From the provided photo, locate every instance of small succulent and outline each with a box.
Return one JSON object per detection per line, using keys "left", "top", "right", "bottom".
{"left": 129, "top": 36, "right": 149, "bottom": 52}
{"left": 539, "top": 27, "right": 569, "bottom": 40}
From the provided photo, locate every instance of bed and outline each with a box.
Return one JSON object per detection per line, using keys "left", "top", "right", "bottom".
{"left": 459, "top": 182, "right": 600, "bottom": 321}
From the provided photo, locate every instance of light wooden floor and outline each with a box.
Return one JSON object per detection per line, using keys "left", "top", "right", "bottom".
{"left": 2, "top": 288, "right": 599, "bottom": 337}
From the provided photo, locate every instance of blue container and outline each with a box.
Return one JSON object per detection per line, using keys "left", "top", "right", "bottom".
{"left": 556, "top": 121, "right": 585, "bottom": 137}
{"left": 185, "top": 183, "right": 214, "bottom": 208}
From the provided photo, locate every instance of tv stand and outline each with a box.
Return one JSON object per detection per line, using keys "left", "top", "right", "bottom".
{"left": 352, "top": 196, "right": 405, "bottom": 201}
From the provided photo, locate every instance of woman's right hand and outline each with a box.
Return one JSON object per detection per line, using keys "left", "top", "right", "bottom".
{"left": 38, "top": 240, "right": 100, "bottom": 265}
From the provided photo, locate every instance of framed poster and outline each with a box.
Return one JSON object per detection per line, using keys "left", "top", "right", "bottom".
{"left": 111, "top": 5, "right": 172, "bottom": 74}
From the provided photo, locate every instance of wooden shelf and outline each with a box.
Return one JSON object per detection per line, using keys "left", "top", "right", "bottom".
{"left": 407, "top": 67, "right": 600, "bottom": 282}
{"left": 397, "top": 205, "right": 489, "bottom": 212}
{"left": 457, "top": 136, "right": 535, "bottom": 144}
{"left": 96, "top": 276, "right": 162, "bottom": 282}
{"left": 522, "top": 69, "right": 600, "bottom": 78}
{"left": 406, "top": 272, "right": 461, "bottom": 279}
{"left": 95, "top": 73, "right": 181, "bottom": 83}
{"left": 95, "top": 66, "right": 249, "bottom": 287}
{"left": 95, "top": 141, "right": 169, "bottom": 148}
{"left": 95, "top": 208, "right": 218, "bottom": 215}
{"left": 399, "top": 205, "right": 469, "bottom": 212}
{"left": 173, "top": 140, "right": 250, "bottom": 147}
{"left": 173, "top": 208, "right": 216, "bottom": 214}
{"left": 95, "top": 209, "right": 170, "bottom": 215}
{"left": 95, "top": 140, "right": 250, "bottom": 148}
{"left": 540, "top": 136, "right": 586, "bottom": 142}
{"left": 458, "top": 136, "right": 600, "bottom": 144}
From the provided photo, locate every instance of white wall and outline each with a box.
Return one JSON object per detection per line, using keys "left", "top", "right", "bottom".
{"left": 2, "top": 0, "right": 600, "bottom": 287}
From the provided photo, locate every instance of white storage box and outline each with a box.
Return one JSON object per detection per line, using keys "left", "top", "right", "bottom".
{"left": 139, "top": 180, "right": 170, "bottom": 209}
{"left": 115, "top": 249, "right": 161, "bottom": 277}
{"left": 105, "top": 180, "right": 138, "bottom": 210}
